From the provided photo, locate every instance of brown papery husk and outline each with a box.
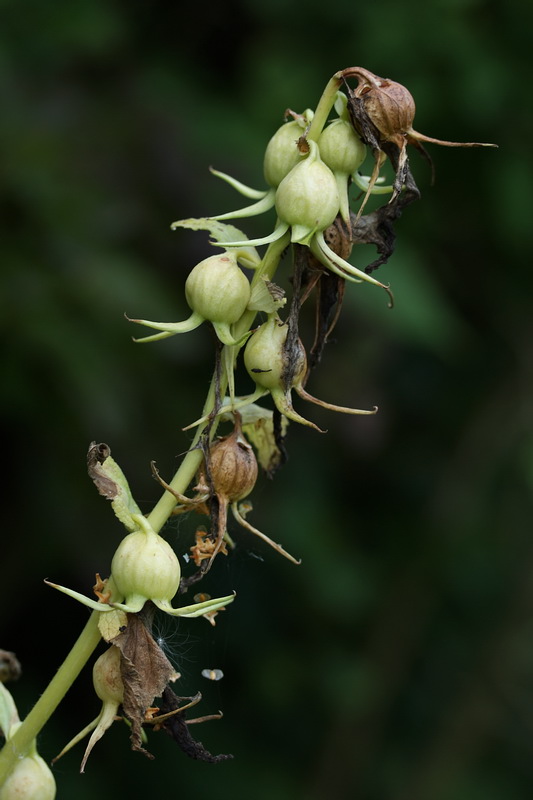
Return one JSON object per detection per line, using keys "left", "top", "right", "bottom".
{"left": 204, "top": 415, "right": 258, "bottom": 504}
{"left": 342, "top": 66, "right": 497, "bottom": 149}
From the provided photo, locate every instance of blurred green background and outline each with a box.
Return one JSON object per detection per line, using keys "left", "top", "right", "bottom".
{"left": 1, "top": 0, "right": 532, "bottom": 798}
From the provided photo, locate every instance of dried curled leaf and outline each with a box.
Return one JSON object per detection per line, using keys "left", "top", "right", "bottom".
{"left": 87, "top": 442, "right": 142, "bottom": 531}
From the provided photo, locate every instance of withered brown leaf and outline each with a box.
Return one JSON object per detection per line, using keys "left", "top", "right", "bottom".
{"left": 112, "top": 612, "right": 176, "bottom": 758}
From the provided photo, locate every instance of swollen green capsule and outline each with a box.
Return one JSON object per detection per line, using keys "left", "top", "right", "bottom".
{"left": 0, "top": 739, "right": 56, "bottom": 800}
{"left": 318, "top": 118, "right": 366, "bottom": 177}
{"left": 275, "top": 140, "right": 339, "bottom": 245}
{"left": 243, "top": 314, "right": 378, "bottom": 430}
{"left": 110, "top": 524, "right": 182, "bottom": 613}
{"left": 185, "top": 253, "right": 250, "bottom": 329}
{"left": 128, "top": 252, "right": 251, "bottom": 347}
{"left": 263, "top": 120, "right": 305, "bottom": 188}
{"left": 318, "top": 118, "right": 366, "bottom": 226}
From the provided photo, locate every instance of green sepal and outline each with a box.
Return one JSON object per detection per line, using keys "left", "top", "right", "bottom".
{"left": 210, "top": 188, "right": 275, "bottom": 221}
{"left": 0, "top": 683, "right": 19, "bottom": 739}
{"left": 44, "top": 580, "right": 120, "bottom": 612}
{"left": 156, "top": 593, "right": 236, "bottom": 618}
{"left": 209, "top": 167, "right": 267, "bottom": 199}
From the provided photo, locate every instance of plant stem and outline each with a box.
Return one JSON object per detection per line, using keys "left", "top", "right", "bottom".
{"left": 307, "top": 72, "right": 343, "bottom": 142}
{"left": 0, "top": 611, "right": 101, "bottom": 782}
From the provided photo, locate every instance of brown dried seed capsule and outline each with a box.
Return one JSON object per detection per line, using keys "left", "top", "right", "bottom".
{"left": 357, "top": 72, "right": 416, "bottom": 145}
{"left": 206, "top": 417, "right": 258, "bottom": 504}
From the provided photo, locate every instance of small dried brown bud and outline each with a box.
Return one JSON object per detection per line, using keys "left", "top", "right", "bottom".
{"left": 206, "top": 415, "right": 258, "bottom": 504}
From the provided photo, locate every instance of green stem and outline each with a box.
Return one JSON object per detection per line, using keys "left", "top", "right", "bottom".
{"left": 307, "top": 72, "right": 343, "bottom": 142}
{"left": 0, "top": 611, "right": 101, "bottom": 782}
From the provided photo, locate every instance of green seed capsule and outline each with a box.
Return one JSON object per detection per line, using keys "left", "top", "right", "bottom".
{"left": 263, "top": 120, "right": 305, "bottom": 188}
{"left": 185, "top": 253, "right": 250, "bottom": 326}
{"left": 93, "top": 646, "right": 124, "bottom": 707}
{"left": 244, "top": 315, "right": 297, "bottom": 391}
{"left": 275, "top": 141, "right": 339, "bottom": 245}
{"left": 111, "top": 526, "right": 181, "bottom": 608}
{"left": 0, "top": 747, "right": 56, "bottom": 800}
{"left": 318, "top": 118, "right": 366, "bottom": 175}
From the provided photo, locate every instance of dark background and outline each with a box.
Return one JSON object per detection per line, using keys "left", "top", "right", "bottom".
{"left": 2, "top": 1, "right": 532, "bottom": 798}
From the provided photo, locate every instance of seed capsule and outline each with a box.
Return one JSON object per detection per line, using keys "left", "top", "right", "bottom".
{"left": 92, "top": 645, "right": 124, "bottom": 708}
{"left": 197, "top": 412, "right": 300, "bottom": 566}
{"left": 205, "top": 419, "right": 258, "bottom": 504}
{"left": 0, "top": 735, "right": 56, "bottom": 800}
{"left": 128, "top": 252, "right": 251, "bottom": 347}
{"left": 244, "top": 314, "right": 378, "bottom": 430}
{"left": 275, "top": 140, "right": 339, "bottom": 245}
{"left": 185, "top": 253, "right": 250, "bottom": 328}
{"left": 318, "top": 118, "right": 366, "bottom": 177}
{"left": 263, "top": 120, "right": 305, "bottom": 188}
{"left": 111, "top": 525, "right": 182, "bottom": 611}
{"left": 318, "top": 118, "right": 367, "bottom": 225}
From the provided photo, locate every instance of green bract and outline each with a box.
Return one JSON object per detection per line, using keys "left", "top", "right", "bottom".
{"left": 127, "top": 253, "right": 250, "bottom": 347}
